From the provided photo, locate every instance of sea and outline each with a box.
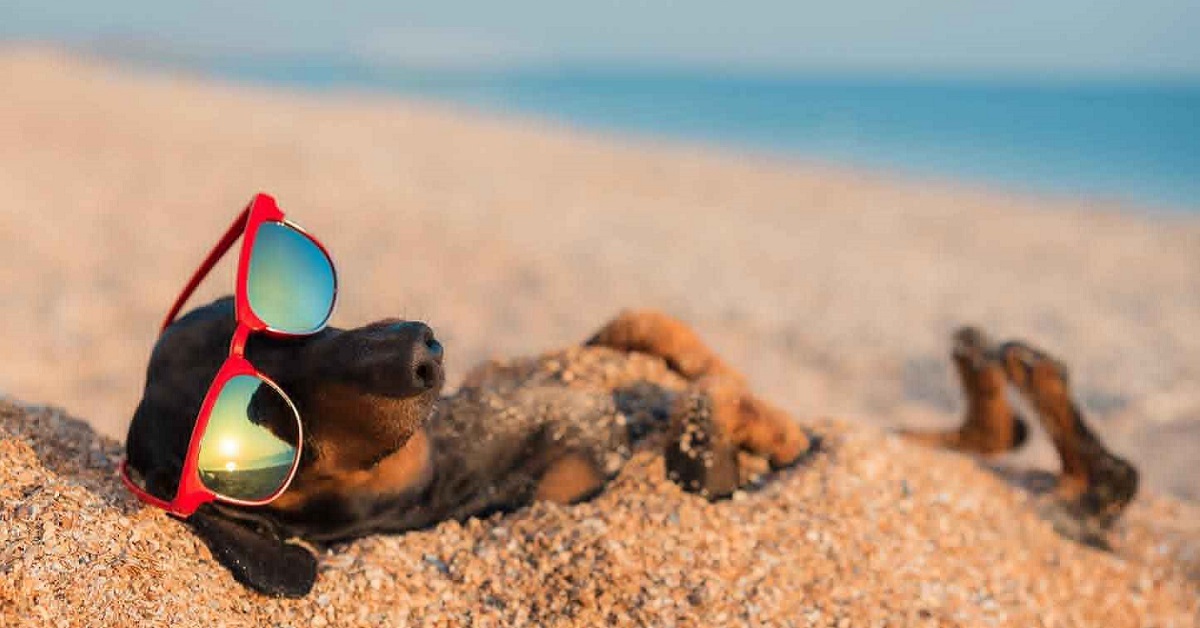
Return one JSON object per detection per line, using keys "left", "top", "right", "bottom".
{"left": 165, "top": 55, "right": 1200, "bottom": 212}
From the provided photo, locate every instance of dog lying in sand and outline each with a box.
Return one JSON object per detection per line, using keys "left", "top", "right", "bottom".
{"left": 125, "top": 299, "right": 1137, "bottom": 596}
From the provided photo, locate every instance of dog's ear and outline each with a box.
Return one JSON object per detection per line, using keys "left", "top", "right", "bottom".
{"left": 187, "top": 506, "right": 317, "bottom": 598}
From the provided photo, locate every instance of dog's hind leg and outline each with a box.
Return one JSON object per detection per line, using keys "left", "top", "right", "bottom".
{"left": 666, "top": 375, "right": 810, "bottom": 499}
{"left": 585, "top": 309, "right": 806, "bottom": 463}
{"left": 699, "top": 375, "right": 809, "bottom": 468}
{"left": 999, "top": 341, "right": 1139, "bottom": 526}
{"left": 902, "top": 327, "right": 1028, "bottom": 455}
{"left": 585, "top": 309, "right": 746, "bottom": 386}
{"left": 588, "top": 309, "right": 809, "bottom": 498}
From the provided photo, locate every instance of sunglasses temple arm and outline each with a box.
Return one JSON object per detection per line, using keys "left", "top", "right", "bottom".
{"left": 160, "top": 207, "right": 251, "bottom": 331}
{"left": 118, "top": 460, "right": 174, "bottom": 510}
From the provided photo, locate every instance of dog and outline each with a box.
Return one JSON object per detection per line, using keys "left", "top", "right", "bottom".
{"left": 125, "top": 299, "right": 1137, "bottom": 596}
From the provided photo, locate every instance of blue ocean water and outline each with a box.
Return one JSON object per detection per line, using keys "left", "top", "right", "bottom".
{"left": 196, "top": 57, "right": 1200, "bottom": 211}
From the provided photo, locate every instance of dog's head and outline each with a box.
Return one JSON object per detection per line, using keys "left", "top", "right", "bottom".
{"left": 125, "top": 297, "right": 444, "bottom": 596}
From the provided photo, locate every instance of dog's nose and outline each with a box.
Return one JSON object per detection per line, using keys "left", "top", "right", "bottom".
{"left": 391, "top": 321, "right": 443, "bottom": 393}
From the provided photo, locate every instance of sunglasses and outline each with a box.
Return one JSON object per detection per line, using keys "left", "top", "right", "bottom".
{"left": 120, "top": 193, "right": 337, "bottom": 517}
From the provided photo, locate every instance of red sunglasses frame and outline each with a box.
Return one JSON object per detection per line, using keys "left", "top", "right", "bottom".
{"left": 119, "top": 193, "right": 337, "bottom": 517}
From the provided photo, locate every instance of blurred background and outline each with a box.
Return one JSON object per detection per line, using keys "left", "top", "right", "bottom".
{"left": 0, "top": 2, "right": 1197, "bottom": 499}
{"left": 5, "top": 1, "right": 1199, "bottom": 208}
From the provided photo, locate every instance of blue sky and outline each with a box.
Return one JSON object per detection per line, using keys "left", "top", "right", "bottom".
{"left": 3, "top": 1, "right": 1199, "bottom": 77}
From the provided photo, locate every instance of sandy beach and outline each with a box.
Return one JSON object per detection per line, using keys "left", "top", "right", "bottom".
{"left": 4, "top": 388, "right": 1200, "bottom": 626}
{"left": 1, "top": 48, "right": 1199, "bottom": 625}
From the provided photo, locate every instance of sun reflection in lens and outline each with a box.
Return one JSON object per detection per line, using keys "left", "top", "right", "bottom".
{"left": 196, "top": 374, "right": 301, "bottom": 501}
{"left": 219, "top": 437, "right": 239, "bottom": 457}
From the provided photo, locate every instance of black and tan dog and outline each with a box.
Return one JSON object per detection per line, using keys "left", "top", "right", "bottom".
{"left": 125, "top": 301, "right": 1137, "bottom": 597}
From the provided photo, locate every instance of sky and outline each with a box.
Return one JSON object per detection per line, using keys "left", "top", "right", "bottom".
{"left": 2, "top": 1, "right": 1199, "bottom": 78}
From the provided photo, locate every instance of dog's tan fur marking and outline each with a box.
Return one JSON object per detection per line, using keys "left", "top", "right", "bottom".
{"left": 732, "top": 394, "right": 810, "bottom": 467}
{"left": 588, "top": 309, "right": 748, "bottom": 387}
{"left": 301, "top": 383, "right": 432, "bottom": 471}
{"left": 691, "top": 374, "right": 809, "bottom": 468}
{"left": 272, "top": 428, "right": 433, "bottom": 512}
{"left": 534, "top": 453, "right": 605, "bottom": 504}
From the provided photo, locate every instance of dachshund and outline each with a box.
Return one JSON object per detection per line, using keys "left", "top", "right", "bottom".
{"left": 125, "top": 300, "right": 1136, "bottom": 597}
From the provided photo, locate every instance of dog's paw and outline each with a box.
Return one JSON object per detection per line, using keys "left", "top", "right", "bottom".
{"left": 1066, "top": 452, "right": 1140, "bottom": 529}
{"left": 664, "top": 388, "right": 741, "bottom": 500}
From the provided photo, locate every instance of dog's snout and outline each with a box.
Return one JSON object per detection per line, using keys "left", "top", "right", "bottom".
{"left": 330, "top": 320, "right": 447, "bottom": 398}
{"left": 392, "top": 322, "right": 443, "bottom": 393}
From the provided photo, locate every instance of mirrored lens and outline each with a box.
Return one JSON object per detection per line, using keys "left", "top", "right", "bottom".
{"left": 247, "top": 221, "right": 335, "bottom": 334}
{"left": 197, "top": 374, "right": 300, "bottom": 502}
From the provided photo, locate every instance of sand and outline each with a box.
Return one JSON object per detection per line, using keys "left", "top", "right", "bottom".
{"left": 0, "top": 48, "right": 1199, "bottom": 625}
{"left": 4, "top": 389, "right": 1199, "bottom": 627}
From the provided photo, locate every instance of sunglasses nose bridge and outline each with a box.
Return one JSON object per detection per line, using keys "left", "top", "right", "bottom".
{"left": 229, "top": 324, "right": 254, "bottom": 357}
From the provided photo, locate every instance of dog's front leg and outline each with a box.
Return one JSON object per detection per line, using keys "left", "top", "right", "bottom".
{"left": 999, "top": 341, "right": 1139, "bottom": 526}
{"left": 901, "top": 327, "right": 1028, "bottom": 455}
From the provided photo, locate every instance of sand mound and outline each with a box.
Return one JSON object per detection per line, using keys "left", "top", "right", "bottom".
{"left": 2, "top": 400, "right": 1196, "bottom": 627}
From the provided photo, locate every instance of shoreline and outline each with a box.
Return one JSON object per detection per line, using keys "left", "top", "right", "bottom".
{"left": 28, "top": 44, "right": 1200, "bottom": 216}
